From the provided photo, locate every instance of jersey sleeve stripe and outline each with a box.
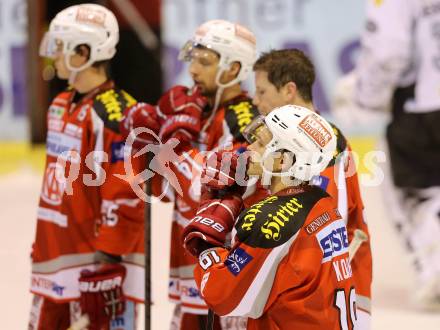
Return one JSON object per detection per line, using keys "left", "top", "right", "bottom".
{"left": 356, "top": 294, "right": 372, "bottom": 313}
{"left": 226, "top": 231, "right": 300, "bottom": 318}
{"left": 336, "top": 153, "right": 349, "bottom": 225}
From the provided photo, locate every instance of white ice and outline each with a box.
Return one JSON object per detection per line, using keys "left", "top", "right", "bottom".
{"left": 1, "top": 169, "right": 439, "bottom": 329}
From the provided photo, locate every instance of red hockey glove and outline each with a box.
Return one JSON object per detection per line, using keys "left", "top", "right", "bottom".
{"left": 202, "top": 148, "right": 250, "bottom": 193}
{"left": 119, "top": 102, "right": 162, "bottom": 149}
{"left": 158, "top": 85, "right": 206, "bottom": 144}
{"left": 79, "top": 264, "right": 126, "bottom": 330}
{"left": 183, "top": 194, "right": 243, "bottom": 257}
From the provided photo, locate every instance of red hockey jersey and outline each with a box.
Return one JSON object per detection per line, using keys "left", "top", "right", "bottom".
{"left": 313, "top": 124, "right": 372, "bottom": 315}
{"left": 30, "top": 81, "right": 145, "bottom": 303}
{"left": 151, "top": 92, "right": 261, "bottom": 314}
{"left": 194, "top": 186, "right": 357, "bottom": 330}
{"left": 243, "top": 123, "right": 373, "bottom": 316}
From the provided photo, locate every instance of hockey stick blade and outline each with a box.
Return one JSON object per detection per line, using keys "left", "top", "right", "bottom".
{"left": 348, "top": 229, "right": 368, "bottom": 263}
{"left": 67, "top": 314, "right": 90, "bottom": 330}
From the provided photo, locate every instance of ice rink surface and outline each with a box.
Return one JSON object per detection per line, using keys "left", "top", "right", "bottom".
{"left": 1, "top": 141, "right": 440, "bottom": 329}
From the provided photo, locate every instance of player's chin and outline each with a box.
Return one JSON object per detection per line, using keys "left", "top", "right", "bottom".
{"left": 55, "top": 69, "right": 69, "bottom": 80}
{"left": 246, "top": 163, "right": 262, "bottom": 177}
{"left": 258, "top": 106, "right": 271, "bottom": 116}
{"left": 196, "top": 85, "right": 209, "bottom": 95}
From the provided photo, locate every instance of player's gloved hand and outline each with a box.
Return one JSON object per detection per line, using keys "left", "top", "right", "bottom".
{"left": 119, "top": 102, "right": 162, "bottom": 149}
{"left": 202, "top": 147, "right": 250, "bottom": 193}
{"left": 183, "top": 193, "right": 243, "bottom": 257}
{"left": 78, "top": 263, "right": 126, "bottom": 330}
{"left": 158, "top": 85, "right": 206, "bottom": 144}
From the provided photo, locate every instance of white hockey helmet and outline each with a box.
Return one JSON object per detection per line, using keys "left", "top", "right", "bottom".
{"left": 244, "top": 105, "right": 337, "bottom": 181}
{"left": 39, "top": 3, "right": 119, "bottom": 72}
{"left": 179, "top": 19, "right": 257, "bottom": 87}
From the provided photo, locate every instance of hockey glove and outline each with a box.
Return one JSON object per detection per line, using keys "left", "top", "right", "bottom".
{"left": 183, "top": 193, "right": 243, "bottom": 257}
{"left": 78, "top": 263, "right": 126, "bottom": 330}
{"left": 202, "top": 148, "right": 250, "bottom": 194}
{"left": 119, "top": 102, "right": 162, "bottom": 149}
{"left": 158, "top": 85, "right": 206, "bottom": 144}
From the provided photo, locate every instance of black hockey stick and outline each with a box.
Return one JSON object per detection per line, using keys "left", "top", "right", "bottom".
{"left": 144, "top": 153, "right": 153, "bottom": 330}
{"left": 205, "top": 309, "right": 215, "bottom": 330}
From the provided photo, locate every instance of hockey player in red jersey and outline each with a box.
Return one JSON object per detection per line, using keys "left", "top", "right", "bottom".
{"left": 251, "top": 49, "right": 372, "bottom": 328}
{"left": 119, "top": 20, "right": 260, "bottom": 329}
{"left": 29, "top": 4, "right": 144, "bottom": 330}
{"left": 183, "top": 104, "right": 358, "bottom": 330}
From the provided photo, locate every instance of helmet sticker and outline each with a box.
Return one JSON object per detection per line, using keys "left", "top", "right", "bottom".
{"left": 76, "top": 7, "right": 106, "bottom": 27}
{"left": 299, "top": 114, "right": 332, "bottom": 148}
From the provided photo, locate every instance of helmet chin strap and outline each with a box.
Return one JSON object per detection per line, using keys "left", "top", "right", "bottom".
{"left": 65, "top": 51, "right": 94, "bottom": 85}
{"left": 68, "top": 71, "right": 78, "bottom": 86}
{"left": 260, "top": 147, "right": 304, "bottom": 187}
{"left": 200, "top": 64, "right": 238, "bottom": 135}
{"left": 260, "top": 166, "right": 303, "bottom": 188}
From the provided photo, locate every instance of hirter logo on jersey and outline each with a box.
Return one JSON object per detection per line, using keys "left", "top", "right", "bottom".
{"left": 299, "top": 114, "right": 332, "bottom": 148}
{"left": 225, "top": 247, "right": 253, "bottom": 276}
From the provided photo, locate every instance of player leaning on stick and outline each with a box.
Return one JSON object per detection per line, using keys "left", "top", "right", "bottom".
{"left": 183, "top": 104, "right": 360, "bottom": 329}
{"left": 250, "top": 49, "right": 373, "bottom": 328}
{"left": 29, "top": 4, "right": 145, "bottom": 330}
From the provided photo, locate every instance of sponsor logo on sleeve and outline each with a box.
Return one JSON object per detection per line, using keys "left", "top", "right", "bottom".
{"left": 310, "top": 175, "right": 330, "bottom": 191}
{"left": 316, "top": 219, "right": 349, "bottom": 263}
{"left": 225, "top": 247, "right": 253, "bottom": 276}
{"left": 111, "top": 141, "right": 125, "bottom": 163}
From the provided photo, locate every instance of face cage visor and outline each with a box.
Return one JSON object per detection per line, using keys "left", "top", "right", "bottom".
{"left": 178, "top": 41, "right": 221, "bottom": 62}
{"left": 242, "top": 115, "right": 268, "bottom": 144}
{"left": 39, "top": 32, "right": 63, "bottom": 59}
{"left": 39, "top": 32, "right": 95, "bottom": 74}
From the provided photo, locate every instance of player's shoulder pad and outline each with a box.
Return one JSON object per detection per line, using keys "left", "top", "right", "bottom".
{"left": 327, "top": 122, "right": 348, "bottom": 167}
{"left": 235, "top": 186, "right": 329, "bottom": 248}
{"left": 93, "top": 87, "right": 137, "bottom": 133}
{"left": 224, "top": 96, "right": 259, "bottom": 141}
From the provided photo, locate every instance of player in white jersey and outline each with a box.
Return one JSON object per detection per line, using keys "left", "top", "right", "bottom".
{"left": 335, "top": 0, "right": 440, "bottom": 309}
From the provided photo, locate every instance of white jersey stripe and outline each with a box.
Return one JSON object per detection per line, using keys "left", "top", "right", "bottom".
{"left": 226, "top": 231, "right": 300, "bottom": 318}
